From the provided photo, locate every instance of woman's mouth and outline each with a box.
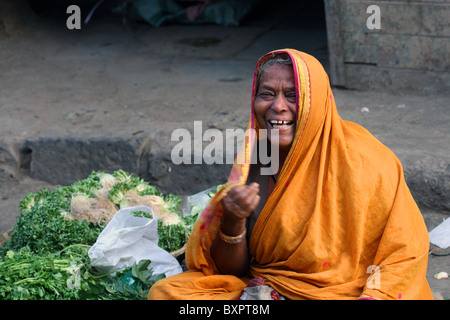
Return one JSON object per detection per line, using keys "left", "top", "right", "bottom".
{"left": 268, "top": 119, "right": 294, "bottom": 130}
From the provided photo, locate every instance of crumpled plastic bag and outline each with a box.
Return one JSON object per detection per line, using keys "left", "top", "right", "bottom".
{"left": 239, "top": 277, "right": 285, "bottom": 300}
{"left": 429, "top": 217, "right": 450, "bottom": 249}
{"left": 181, "top": 185, "right": 218, "bottom": 218}
{"left": 88, "top": 205, "right": 183, "bottom": 278}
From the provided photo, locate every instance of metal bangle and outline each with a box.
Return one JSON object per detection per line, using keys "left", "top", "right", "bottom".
{"left": 218, "top": 228, "right": 246, "bottom": 244}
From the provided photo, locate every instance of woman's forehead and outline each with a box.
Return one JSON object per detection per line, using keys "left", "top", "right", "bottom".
{"left": 262, "top": 63, "right": 294, "bottom": 75}
{"left": 259, "top": 64, "right": 295, "bottom": 85}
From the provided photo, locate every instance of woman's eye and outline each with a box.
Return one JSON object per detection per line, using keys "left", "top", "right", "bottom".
{"left": 259, "top": 92, "right": 273, "bottom": 99}
{"left": 286, "top": 93, "right": 296, "bottom": 101}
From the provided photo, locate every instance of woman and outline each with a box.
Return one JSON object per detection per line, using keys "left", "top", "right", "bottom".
{"left": 148, "top": 49, "right": 433, "bottom": 300}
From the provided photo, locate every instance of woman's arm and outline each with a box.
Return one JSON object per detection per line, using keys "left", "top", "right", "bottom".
{"left": 210, "top": 183, "right": 260, "bottom": 276}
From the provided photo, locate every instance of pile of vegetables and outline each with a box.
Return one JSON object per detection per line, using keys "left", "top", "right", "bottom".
{"left": 0, "top": 170, "right": 213, "bottom": 300}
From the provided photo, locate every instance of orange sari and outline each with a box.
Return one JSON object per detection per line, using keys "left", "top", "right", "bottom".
{"left": 148, "top": 49, "right": 433, "bottom": 300}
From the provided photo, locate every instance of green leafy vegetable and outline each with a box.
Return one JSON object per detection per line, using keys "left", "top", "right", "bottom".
{"left": 7, "top": 187, "right": 103, "bottom": 253}
{"left": 0, "top": 244, "right": 91, "bottom": 300}
{"left": 84, "top": 259, "right": 164, "bottom": 300}
{"left": 157, "top": 220, "right": 188, "bottom": 253}
{"left": 131, "top": 211, "right": 152, "bottom": 219}
{"left": 0, "top": 244, "right": 160, "bottom": 300}
{"left": 0, "top": 169, "right": 221, "bottom": 300}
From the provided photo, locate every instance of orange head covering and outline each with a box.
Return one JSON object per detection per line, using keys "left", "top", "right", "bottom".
{"left": 185, "top": 49, "right": 432, "bottom": 300}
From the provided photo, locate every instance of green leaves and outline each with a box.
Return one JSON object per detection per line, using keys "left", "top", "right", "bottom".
{"left": 8, "top": 174, "right": 105, "bottom": 254}
{"left": 132, "top": 260, "right": 153, "bottom": 283}
{"left": 0, "top": 244, "right": 161, "bottom": 300}
{"left": 0, "top": 245, "right": 91, "bottom": 300}
{"left": 157, "top": 220, "right": 188, "bottom": 253}
{"left": 108, "top": 172, "right": 160, "bottom": 209}
{"left": 7, "top": 201, "right": 103, "bottom": 253}
{"left": 84, "top": 259, "right": 164, "bottom": 300}
{"left": 131, "top": 210, "right": 153, "bottom": 219}
{"left": 0, "top": 170, "right": 218, "bottom": 300}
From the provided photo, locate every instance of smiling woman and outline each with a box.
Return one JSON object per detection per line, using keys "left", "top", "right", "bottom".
{"left": 254, "top": 54, "right": 297, "bottom": 160}
{"left": 148, "top": 49, "right": 433, "bottom": 300}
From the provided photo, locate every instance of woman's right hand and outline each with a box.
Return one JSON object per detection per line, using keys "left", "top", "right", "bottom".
{"left": 211, "top": 182, "right": 260, "bottom": 276}
{"left": 220, "top": 182, "right": 260, "bottom": 235}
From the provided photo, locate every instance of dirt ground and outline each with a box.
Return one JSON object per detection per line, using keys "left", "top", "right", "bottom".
{"left": 0, "top": 0, "right": 449, "bottom": 299}
{"left": 0, "top": 0, "right": 331, "bottom": 229}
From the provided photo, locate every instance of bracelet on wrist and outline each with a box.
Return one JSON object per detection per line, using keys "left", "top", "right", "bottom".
{"left": 218, "top": 228, "right": 246, "bottom": 244}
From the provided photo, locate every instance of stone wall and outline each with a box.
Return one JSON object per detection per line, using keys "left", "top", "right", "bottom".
{"left": 324, "top": 0, "right": 450, "bottom": 93}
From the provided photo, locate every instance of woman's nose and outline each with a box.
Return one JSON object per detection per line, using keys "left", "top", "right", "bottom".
{"left": 272, "top": 94, "right": 288, "bottom": 112}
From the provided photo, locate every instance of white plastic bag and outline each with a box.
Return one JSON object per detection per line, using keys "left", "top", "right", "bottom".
{"left": 181, "top": 185, "right": 218, "bottom": 218}
{"left": 88, "top": 205, "right": 183, "bottom": 278}
{"left": 429, "top": 217, "right": 450, "bottom": 249}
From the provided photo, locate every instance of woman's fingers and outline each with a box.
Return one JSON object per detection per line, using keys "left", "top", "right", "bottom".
{"left": 222, "top": 183, "right": 261, "bottom": 218}
{"left": 250, "top": 194, "right": 260, "bottom": 212}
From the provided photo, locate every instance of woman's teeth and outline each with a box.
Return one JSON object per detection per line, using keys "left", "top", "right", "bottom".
{"left": 269, "top": 120, "right": 293, "bottom": 128}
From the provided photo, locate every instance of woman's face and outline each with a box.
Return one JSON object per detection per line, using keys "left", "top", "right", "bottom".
{"left": 254, "top": 63, "right": 297, "bottom": 153}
